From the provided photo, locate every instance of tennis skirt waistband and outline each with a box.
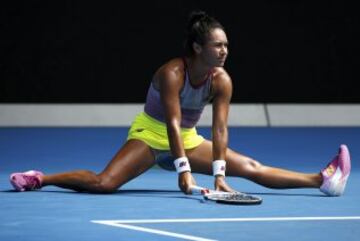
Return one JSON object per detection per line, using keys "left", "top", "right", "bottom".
{"left": 127, "top": 112, "right": 204, "bottom": 150}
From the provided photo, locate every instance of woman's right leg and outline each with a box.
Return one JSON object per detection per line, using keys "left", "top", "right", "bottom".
{"left": 41, "top": 139, "right": 155, "bottom": 193}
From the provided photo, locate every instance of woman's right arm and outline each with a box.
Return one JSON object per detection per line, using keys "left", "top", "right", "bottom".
{"left": 157, "top": 66, "right": 196, "bottom": 193}
{"left": 158, "top": 68, "right": 185, "bottom": 158}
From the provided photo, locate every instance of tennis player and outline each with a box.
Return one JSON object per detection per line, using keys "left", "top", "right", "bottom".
{"left": 10, "top": 11, "right": 351, "bottom": 196}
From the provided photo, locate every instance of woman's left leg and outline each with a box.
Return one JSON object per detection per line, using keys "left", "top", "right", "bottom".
{"left": 186, "top": 140, "right": 322, "bottom": 189}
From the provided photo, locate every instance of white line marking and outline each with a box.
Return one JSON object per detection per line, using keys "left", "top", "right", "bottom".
{"left": 92, "top": 220, "right": 215, "bottom": 241}
{"left": 91, "top": 216, "right": 360, "bottom": 241}
{"left": 92, "top": 216, "right": 360, "bottom": 224}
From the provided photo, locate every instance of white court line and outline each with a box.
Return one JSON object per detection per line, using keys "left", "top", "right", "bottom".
{"left": 91, "top": 216, "right": 360, "bottom": 241}
{"left": 92, "top": 221, "right": 215, "bottom": 241}
{"left": 92, "top": 216, "right": 360, "bottom": 223}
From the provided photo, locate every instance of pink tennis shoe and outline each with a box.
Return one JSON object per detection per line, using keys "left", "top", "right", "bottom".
{"left": 320, "top": 144, "right": 351, "bottom": 196}
{"left": 10, "top": 170, "right": 44, "bottom": 192}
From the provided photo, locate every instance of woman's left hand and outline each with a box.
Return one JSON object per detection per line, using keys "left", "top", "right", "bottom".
{"left": 214, "top": 175, "right": 236, "bottom": 193}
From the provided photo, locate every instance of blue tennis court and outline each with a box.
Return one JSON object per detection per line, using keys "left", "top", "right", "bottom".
{"left": 1, "top": 127, "right": 359, "bottom": 241}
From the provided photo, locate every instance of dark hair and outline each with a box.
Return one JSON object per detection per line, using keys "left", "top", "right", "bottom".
{"left": 184, "top": 11, "right": 224, "bottom": 56}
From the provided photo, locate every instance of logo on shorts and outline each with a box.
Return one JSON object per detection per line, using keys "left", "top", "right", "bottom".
{"left": 221, "top": 166, "right": 225, "bottom": 171}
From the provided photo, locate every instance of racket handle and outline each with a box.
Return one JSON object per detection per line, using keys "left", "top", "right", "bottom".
{"left": 190, "top": 185, "right": 210, "bottom": 195}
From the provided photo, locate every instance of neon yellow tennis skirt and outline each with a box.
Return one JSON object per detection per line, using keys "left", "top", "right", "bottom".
{"left": 127, "top": 112, "right": 204, "bottom": 150}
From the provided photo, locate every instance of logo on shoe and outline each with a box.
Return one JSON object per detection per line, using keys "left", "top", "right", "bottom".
{"left": 325, "top": 165, "right": 335, "bottom": 176}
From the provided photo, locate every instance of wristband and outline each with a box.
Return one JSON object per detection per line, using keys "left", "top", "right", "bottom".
{"left": 173, "top": 157, "right": 191, "bottom": 173}
{"left": 212, "top": 160, "right": 226, "bottom": 176}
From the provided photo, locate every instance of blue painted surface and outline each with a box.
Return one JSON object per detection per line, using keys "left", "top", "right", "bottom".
{"left": 1, "top": 127, "right": 359, "bottom": 241}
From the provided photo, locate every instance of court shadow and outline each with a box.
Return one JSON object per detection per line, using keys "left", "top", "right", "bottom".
{"left": 246, "top": 192, "right": 326, "bottom": 197}
{"left": 0, "top": 188, "right": 183, "bottom": 195}
{"left": 0, "top": 189, "right": 326, "bottom": 199}
{"left": 116, "top": 189, "right": 182, "bottom": 194}
{"left": 1, "top": 190, "right": 19, "bottom": 193}
{"left": 1, "top": 188, "right": 325, "bottom": 197}
{"left": 1, "top": 189, "right": 210, "bottom": 207}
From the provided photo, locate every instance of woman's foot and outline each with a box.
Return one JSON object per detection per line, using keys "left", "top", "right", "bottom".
{"left": 10, "top": 170, "right": 44, "bottom": 191}
{"left": 320, "top": 144, "right": 351, "bottom": 196}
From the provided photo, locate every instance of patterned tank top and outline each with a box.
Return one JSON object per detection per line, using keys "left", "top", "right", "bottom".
{"left": 144, "top": 60, "right": 213, "bottom": 128}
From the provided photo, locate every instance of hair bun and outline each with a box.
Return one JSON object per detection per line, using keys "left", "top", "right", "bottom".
{"left": 187, "top": 10, "right": 208, "bottom": 28}
{"left": 183, "top": 10, "right": 224, "bottom": 56}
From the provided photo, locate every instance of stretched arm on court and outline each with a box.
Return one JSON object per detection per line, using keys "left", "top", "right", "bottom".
{"left": 159, "top": 65, "right": 197, "bottom": 194}
{"left": 211, "top": 70, "right": 236, "bottom": 192}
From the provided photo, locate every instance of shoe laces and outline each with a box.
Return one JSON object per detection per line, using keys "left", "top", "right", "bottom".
{"left": 23, "top": 175, "right": 41, "bottom": 190}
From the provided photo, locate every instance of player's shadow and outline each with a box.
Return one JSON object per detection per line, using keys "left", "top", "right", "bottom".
{"left": 1, "top": 188, "right": 184, "bottom": 196}
{"left": 1, "top": 188, "right": 208, "bottom": 203}
{"left": 246, "top": 192, "right": 325, "bottom": 197}
{"left": 1, "top": 188, "right": 326, "bottom": 201}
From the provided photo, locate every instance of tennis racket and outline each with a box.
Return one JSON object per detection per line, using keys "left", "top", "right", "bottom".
{"left": 190, "top": 185, "right": 262, "bottom": 205}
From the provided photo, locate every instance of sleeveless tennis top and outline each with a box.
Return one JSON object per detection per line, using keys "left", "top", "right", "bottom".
{"left": 144, "top": 60, "right": 213, "bottom": 128}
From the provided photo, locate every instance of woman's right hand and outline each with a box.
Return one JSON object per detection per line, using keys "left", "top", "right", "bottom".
{"left": 178, "top": 171, "right": 196, "bottom": 194}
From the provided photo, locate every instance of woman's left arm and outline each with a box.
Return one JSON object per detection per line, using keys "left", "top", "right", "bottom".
{"left": 211, "top": 70, "right": 235, "bottom": 192}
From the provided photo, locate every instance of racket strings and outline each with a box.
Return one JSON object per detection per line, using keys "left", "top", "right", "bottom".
{"left": 206, "top": 192, "right": 262, "bottom": 203}
{"left": 209, "top": 193, "right": 255, "bottom": 200}
{"left": 189, "top": 185, "right": 262, "bottom": 204}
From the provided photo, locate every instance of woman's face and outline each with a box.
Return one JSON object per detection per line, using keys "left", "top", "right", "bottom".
{"left": 199, "top": 28, "right": 229, "bottom": 67}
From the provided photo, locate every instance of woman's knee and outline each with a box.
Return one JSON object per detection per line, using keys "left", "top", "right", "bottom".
{"left": 240, "top": 158, "right": 263, "bottom": 178}
{"left": 83, "top": 171, "right": 120, "bottom": 194}
{"left": 96, "top": 177, "right": 121, "bottom": 193}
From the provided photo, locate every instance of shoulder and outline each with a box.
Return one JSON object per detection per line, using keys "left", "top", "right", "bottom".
{"left": 153, "top": 58, "right": 185, "bottom": 86}
{"left": 211, "top": 67, "right": 232, "bottom": 92}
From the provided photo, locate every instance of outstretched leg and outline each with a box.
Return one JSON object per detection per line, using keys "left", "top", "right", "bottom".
{"left": 11, "top": 140, "right": 155, "bottom": 193}
{"left": 186, "top": 140, "right": 322, "bottom": 189}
